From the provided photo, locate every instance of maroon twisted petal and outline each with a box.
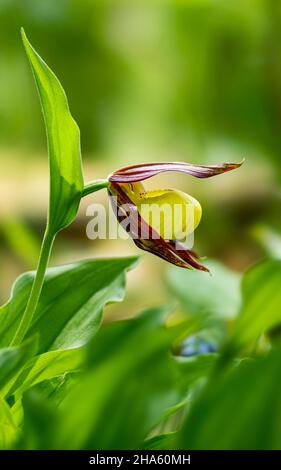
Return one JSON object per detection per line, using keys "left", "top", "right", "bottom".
{"left": 108, "top": 160, "right": 244, "bottom": 183}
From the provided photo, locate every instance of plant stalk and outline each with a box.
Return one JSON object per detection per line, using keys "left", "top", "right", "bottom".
{"left": 10, "top": 180, "right": 107, "bottom": 347}
{"left": 82, "top": 179, "right": 108, "bottom": 198}
{"left": 10, "top": 229, "right": 55, "bottom": 346}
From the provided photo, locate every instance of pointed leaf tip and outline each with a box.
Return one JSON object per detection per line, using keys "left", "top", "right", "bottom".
{"left": 21, "top": 31, "right": 84, "bottom": 234}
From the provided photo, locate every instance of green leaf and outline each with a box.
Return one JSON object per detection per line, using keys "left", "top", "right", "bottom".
{"left": 10, "top": 373, "right": 78, "bottom": 430}
{"left": 0, "top": 257, "right": 138, "bottom": 351}
{"left": 167, "top": 260, "right": 241, "bottom": 320}
{"left": 55, "top": 306, "right": 180, "bottom": 450}
{"left": 227, "top": 259, "right": 281, "bottom": 352}
{"left": 5, "top": 348, "right": 83, "bottom": 399}
{"left": 0, "top": 338, "right": 37, "bottom": 395}
{"left": 177, "top": 341, "right": 281, "bottom": 449}
{"left": 21, "top": 29, "right": 83, "bottom": 234}
{"left": 0, "top": 396, "right": 20, "bottom": 450}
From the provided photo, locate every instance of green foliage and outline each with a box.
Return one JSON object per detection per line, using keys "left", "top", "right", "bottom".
{"left": 227, "top": 259, "right": 281, "bottom": 353}
{"left": 22, "top": 390, "right": 59, "bottom": 450}
{"left": 0, "top": 257, "right": 137, "bottom": 351}
{"left": 177, "top": 342, "right": 281, "bottom": 449}
{"left": 5, "top": 348, "right": 83, "bottom": 399}
{"left": 52, "top": 307, "right": 180, "bottom": 450}
{"left": 21, "top": 29, "right": 83, "bottom": 235}
{"left": 9, "top": 30, "right": 88, "bottom": 347}
{"left": 0, "top": 257, "right": 138, "bottom": 448}
{"left": 0, "top": 338, "right": 36, "bottom": 394}
{"left": 0, "top": 396, "right": 19, "bottom": 449}
{"left": 1, "top": 252, "right": 281, "bottom": 450}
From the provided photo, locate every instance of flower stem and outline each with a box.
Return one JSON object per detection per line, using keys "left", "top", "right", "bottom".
{"left": 10, "top": 229, "right": 55, "bottom": 346}
{"left": 10, "top": 180, "right": 107, "bottom": 347}
{"left": 82, "top": 179, "right": 108, "bottom": 198}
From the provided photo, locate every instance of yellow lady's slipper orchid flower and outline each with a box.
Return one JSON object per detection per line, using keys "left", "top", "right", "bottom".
{"left": 108, "top": 160, "right": 243, "bottom": 272}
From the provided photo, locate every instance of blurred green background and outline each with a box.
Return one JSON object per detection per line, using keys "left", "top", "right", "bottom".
{"left": 1, "top": 0, "right": 281, "bottom": 314}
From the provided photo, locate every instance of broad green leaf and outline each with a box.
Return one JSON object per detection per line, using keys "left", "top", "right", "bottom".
{"left": 167, "top": 260, "right": 241, "bottom": 320}
{"left": 0, "top": 338, "right": 37, "bottom": 395}
{"left": 5, "top": 348, "right": 83, "bottom": 399}
{"left": 11, "top": 373, "right": 78, "bottom": 429}
{"left": 21, "top": 29, "right": 83, "bottom": 234}
{"left": 0, "top": 396, "right": 20, "bottom": 450}
{"left": 0, "top": 257, "right": 138, "bottom": 351}
{"left": 177, "top": 341, "right": 281, "bottom": 449}
{"left": 227, "top": 259, "right": 281, "bottom": 352}
{"left": 54, "top": 306, "right": 180, "bottom": 450}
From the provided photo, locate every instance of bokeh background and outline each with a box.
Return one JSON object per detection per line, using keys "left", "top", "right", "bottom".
{"left": 1, "top": 0, "right": 281, "bottom": 316}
